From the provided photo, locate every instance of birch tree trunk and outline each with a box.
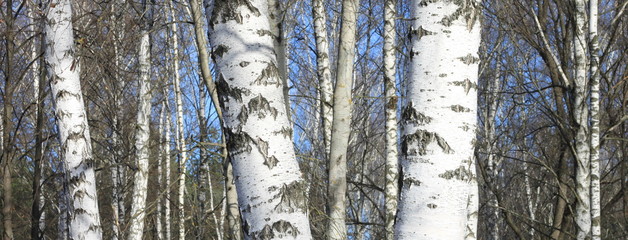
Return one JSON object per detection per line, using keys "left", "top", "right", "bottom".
{"left": 44, "top": 0, "right": 103, "bottom": 237}
{"left": 396, "top": 1, "right": 480, "bottom": 239}
{"left": 167, "top": 2, "right": 189, "bottom": 238}
{"left": 127, "top": 19, "right": 153, "bottom": 240}
{"left": 589, "top": 1, "right": 601, "bottom": 239}
{"left": 164, "top": 99, "right": 173, "bottom": 240}
{"left": 157, "top": 104, "right": 166, "bottom": 240}
{"left": 210, "top": 0, "right": 313, "bottom": 238}
{"left": 486, "top": 61, "right": 501, "bottom": 240}
{"left": 327, "top": 0, "right": 359, "bottom": 239}
{"left": 312, "top": 0, "right": 333, "bottom": 160}
{"left": 574, "top": 1, "right": 591, "bottom": 239}
{"left": 383, "top": 0, "right": 398, "bottom": 239}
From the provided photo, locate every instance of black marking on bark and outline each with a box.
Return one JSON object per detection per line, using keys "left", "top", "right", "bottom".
{"left": 216, "top": 74, "right": 251, "bottom": 103}
{"left": 270, "top": 181, "right": 307, "bottom": 216}
{"left": 403, "top": 177, "right": 421, "bottom": 188}
{"left": 247, "top": 95, "right": 279, "bottom": 120}
{"left": 438, "top": 165, "right": 473, "bottom": 181}
{"left": 252, "top": 63, "right": 281, "bottom": 86}
{"left": 450, "top": 105, "right": 471, "bottom": 112}
{"left": 237, "top": 105, "right": 249, "bottom": 124}
{"left": 224, "top": 128, "right": 253, "bottom": 156}
{"left": 239, "top": 61, "right": 250, "bottom": 67}
{"left": 256, "top": 29, "right": 273, "bottom": 37}
{"left": 56, "top": 89, "right": 81, "bottom": 101}
{"left": 458, "top": 53, "right": 480, "bottom": 65}
{"left": 213, "top": 45, "right": 230, "bottom": 58}
{"left": 401, "top": 104, "right": 432, "bottom": 125}
{"left": 401, "top": 129, "right": 454, "bottom": 156}
{"left": 418, "top": 0, "right": 439, "bottom": 7}
{"left": 253, "top": 220, "right": 300, "bottom": 239}
{"left": 411, "top": 26, "right": 434, "bottom": 40}
{"left": 272, "top": 126, "right": 292, "bottom": 138}
{"left": 253, "top": 137, "right": 278, "bottom": 169}
{"left": 386, "top": 93, "right": 398, "bottom": 110}
{"left": 451, "top": 79, "right": 477, "bottom": 94}
{"left": 427, "top": 203, "right": 438, "bottom": 209}
{"left": 211, "top": 0, "right": 260, "bottom": 24}
{"left": 439, "top": 73, "right": 448, "bottom": 78}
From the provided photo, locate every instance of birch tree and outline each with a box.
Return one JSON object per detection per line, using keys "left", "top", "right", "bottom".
{"left": 383, "top": 0, "right": 398, "bottom": 238}
{"left": 396, "top": 0, "right": 481, "bottom": 239}
{"left": 312, "top": 0, "right": 333, "bottom": 160}
{"left": 127, "top": 2, "right": 153, "bottom": 238}
{"left": 209, "top": 0, "right": 313, "bottom": 238}
{"left": 327, "top": 0, "right": 359, "bottom": 238}
{"left": 574, "top": 1, "right": 592, "bottom": 238}
{"left": 589, "top": 0, "right": 601, "bottom": 239}
{"left": 44, "top": 0, "right": 103, "bottom": 237}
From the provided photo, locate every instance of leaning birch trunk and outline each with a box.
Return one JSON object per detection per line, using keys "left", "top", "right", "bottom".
{"left": 127, "top": 25, "right": 153, "bottom": 240}
{"left": 312, "top": 0, "right": 333, "bottom": 160}
{"left": 383, "top": 0, "right": 398, "bottom": 239}
{"left": 396, "top": 1, "right": 480, "bottom": 239}
{"left": 267, "top": 0, "right": 290, "bottom": 118}
{"left": 589, "top": 0, "right": 601, "bottom": 239}
{"left": 44, "top": 0, "right": 103, "bottom": 237}
{"left": 574, "top": 1, "right": 591, "bottom": 239}
{"left": 209, "top": 0, "right": 313, "bottom": 238}
{"left": 327, "top": 0, "right": 359, "bottom": 239}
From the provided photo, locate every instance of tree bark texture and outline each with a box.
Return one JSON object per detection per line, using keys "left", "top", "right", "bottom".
{"left": 326, "top": 0, "right": 359, "bottom": 239}
{"left": 383, "top": 0, "right": 399, "bottom": 239}
{"left": 396, "top": 0, "right": 481, "bottom": 239}
{"left": 44, "top": 0, "right": 103, "bottom": 237}
{"left": 210, "top": 0, "right": 313, "bottom": 238}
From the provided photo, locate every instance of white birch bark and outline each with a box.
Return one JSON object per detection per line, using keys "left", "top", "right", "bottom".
{"left": 383, "top": 0, "right": 398, "bottom": 239}
{"left": 167, "top": 2, "right": 189, "bottom": 238}
{"left": 396, "top": 0, "right": 480, "bottom": 239}
{"left": 312, "top": 0, "right": 333, "bottom": 160}
{"left": 327, "top": 0, "right": 359, "bottom": 239}
{"left": 164, "top": 100, "right": 173, "bottom": 240}
{"left": 127, "top": 26, "right": 153, "bottom": 240}
{"left": 157, "top": 104, "right": 166, "bottom": 240}
{"left": 574, "top": 1, "right": 591, "bottom": 239}
{"left": 44, "top": 0, "right": 103, "bottom": 237}
{"left": 486, "top": 61, "right": 501, "bottom": 240}
{"left": 589, "top": 1, "right": 601, "bottom": 239}
{"left": 209, "top": 1, "right": 313, "bottom": 238}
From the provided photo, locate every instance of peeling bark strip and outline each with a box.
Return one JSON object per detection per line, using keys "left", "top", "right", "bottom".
{"left": 44, "top": 0, "right": 103, "bottom": 238}
{"left": 209, "top": 0, "right": 312, "bottom": 239}
{"left": 396, "top": 0, "right": 480, "bottom": 239}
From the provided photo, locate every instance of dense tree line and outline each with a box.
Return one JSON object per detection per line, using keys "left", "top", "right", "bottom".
{"left": 0, "top": 0, "right": 626, "bottom": 239}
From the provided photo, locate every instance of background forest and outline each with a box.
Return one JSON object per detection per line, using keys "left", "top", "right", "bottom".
{"left": 0, "top": 0, "right": 627, "bottom": 239}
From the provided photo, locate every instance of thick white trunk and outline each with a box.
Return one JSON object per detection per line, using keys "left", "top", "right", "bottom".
{"left": 589, "top": 1, "right": 601, "bottom": 239}
{"left": 44, "top": 0, "right": 103, "bottom": 237}
{"left": 210, "top": 1, "right": 313, "bottom": 238}
{"left": 396, "top": 1, "right": 480, "bottom": 239}
{"left": 574, "top": 1, "right": 591, "bottom": 239}
{"left": 326, "top": 0, "right": 359, "bottom": 239}
{"left": 312, "top": 0, "right": 333, "bottom": 160}
{"left": 127, "top": 29, "right": 152, "bottom": 240}
{"left": 383, "top": 0, "right": 398, "bottom": 239}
